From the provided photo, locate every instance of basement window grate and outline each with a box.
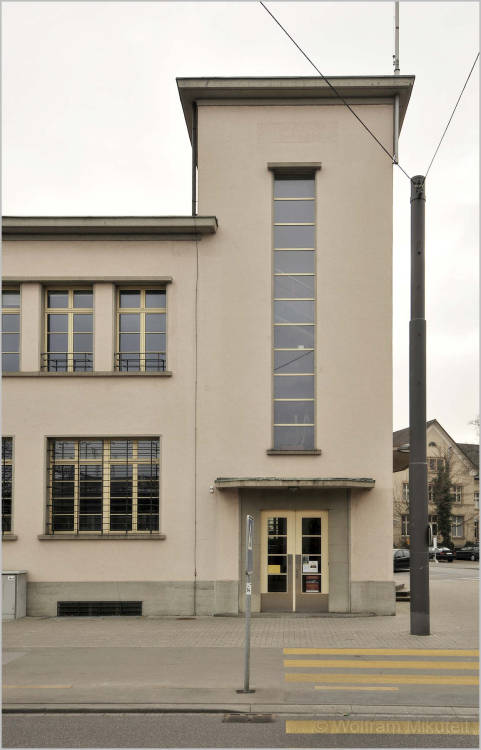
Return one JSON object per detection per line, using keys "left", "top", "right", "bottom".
{"left": 57, "top": 601, "right": 142, "bottom": 617}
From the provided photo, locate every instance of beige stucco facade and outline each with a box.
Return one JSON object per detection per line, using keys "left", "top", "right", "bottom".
{"left": 2, "top": 76, "right": 414, "bottom": 616}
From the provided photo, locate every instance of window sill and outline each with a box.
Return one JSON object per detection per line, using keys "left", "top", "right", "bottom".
{"left": 38, "top": 533, "right": 166, "bottom": 541}
{"left": 3, "top": 371, "right": 172, "bottom": 378}
{"left": 266, "top": 449, "right": 322, "bottom": 456}
{"left": 2, "top": 534, "right": 18, "bottom": 541}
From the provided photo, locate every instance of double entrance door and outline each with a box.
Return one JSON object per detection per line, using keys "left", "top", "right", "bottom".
{"left": 260, "top": 510, "right": 328, "bottom": 612}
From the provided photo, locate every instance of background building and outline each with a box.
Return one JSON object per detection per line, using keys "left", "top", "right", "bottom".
{"left": 2, "top": 75, "right": 414, "bottom": 616}
{"left": 393, "top": 419, "right": 479, "bottom": 548}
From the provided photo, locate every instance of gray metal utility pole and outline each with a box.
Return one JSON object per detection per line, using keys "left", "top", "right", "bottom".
{"left": 409, "top": 175, "right": 430, "bottom": 636}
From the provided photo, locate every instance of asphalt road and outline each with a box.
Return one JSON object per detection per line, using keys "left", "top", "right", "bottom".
{"left": 2, "top": 712, "right": 479, "bottom": 748}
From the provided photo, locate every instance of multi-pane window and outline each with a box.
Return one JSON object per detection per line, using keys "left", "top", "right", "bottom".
{"left": 2, "top": 437, "right": 13, "bottom": 533}
{"left": 451, "top": 515, "right": 464, "bottom": 538}
{"left": 428, "top": 514, "right": 438, "bottom": 536}
{"left": 47, "top": 438, "right": 160, "bottom": 534}
{"left": 2, "top": 289, "right": 20, "bottom": 372}
{"left": 474, "top": 491, "right": 479, "bottom": 509}
{"left": 116, "top": 289, "right": 166, "bottom": 372}
{"left": 428, "top": 483, "right": 434, "bottom": 502}
{"left": 44, "top": 289, "right": 93, "bottom": 372}
{"left": 475, "top": 520, "right": 479, "bottom": 541}
{"left": 451, "top": 485, "right": 463, "bottom": 503}
{"left": 273, "top": 175, "right": 315, "bottom": 450}
{"left": 401, "top": 514, "right": 409, "bottom": 536}
{"left": 402, "top": 482, "right": 409, "bottom": 502}
{"left": 428, "top": 457, "right": 444, "bottom": 473}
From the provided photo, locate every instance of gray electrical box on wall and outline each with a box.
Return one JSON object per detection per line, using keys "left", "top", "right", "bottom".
{"left": 2, "top": 571, "right": 27, "bottom": 620}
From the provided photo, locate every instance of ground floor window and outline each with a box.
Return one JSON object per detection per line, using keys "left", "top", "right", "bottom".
{"left": 2, "top": 437, "right": 13, "bottom": 533}
{"left": 401, "top": 514, "right": 409, "bottom": 536}
{"left": 428, "top": 514, "right": 438, "bottom": 536}
{"left": 47, "top": 438, "right": 159, "bottom": 534}
{"left": 451, "top": 515, "right": 464, "bottom": 539}
{"left": 474, "top": 520, "right": 479, "bottom": 541}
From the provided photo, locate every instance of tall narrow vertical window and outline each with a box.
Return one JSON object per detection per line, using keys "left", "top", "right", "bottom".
{"left": 2, "top": 289, "right": 20, "bottom": 372}
{"left": 273, "top": 175, "right": 316, "bottom": 450}
{"left": 2, "top": 437, "right": 13, "bottom": 533}
{"left": 116, "top": 289, "right": 166, "bottom": 372}
{"left": 44, "top": 289, "right": 93, "bottom": 372}
{"left": 47, "top": 438, "right": 160, "bottom": 534}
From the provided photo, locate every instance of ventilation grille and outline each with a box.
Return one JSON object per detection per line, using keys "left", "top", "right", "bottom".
{"left": 57, "top": 601, "right": 142, "bottom": 617}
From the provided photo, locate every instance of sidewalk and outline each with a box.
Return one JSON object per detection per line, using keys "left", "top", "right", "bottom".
{"left": 3, "top": 567, "right": 479, "bottom": 717}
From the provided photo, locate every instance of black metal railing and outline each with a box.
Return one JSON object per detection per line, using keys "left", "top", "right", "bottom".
{"left": 41, "top": 353, "right": 93, "bottom": 372}
{"left": 114, "top": 353, "right": 166, "bottom": 372}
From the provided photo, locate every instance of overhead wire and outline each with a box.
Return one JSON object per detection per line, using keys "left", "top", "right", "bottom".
{"left": 422, "top": 52, "right": 479, "bottom": 185}
{"left": 259, "top": 0, "right": 412, "bottom": 181}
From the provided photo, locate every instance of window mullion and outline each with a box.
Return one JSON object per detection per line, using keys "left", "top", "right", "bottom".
{"left": 74, "top": 441, "right": 79, "bottom": 535}
{"left": 132, "top": 441, "right": 138, "bottom": 532}
{"left": 140, "top": 304, "right": 146, "bottom": 372}
{"left": 103, "top": 440, "right": 109, "bottom": 535}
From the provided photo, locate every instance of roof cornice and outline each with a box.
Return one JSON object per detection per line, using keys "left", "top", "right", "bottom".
{"left": 177, "top": 75, "right": 415, "bottom": 141}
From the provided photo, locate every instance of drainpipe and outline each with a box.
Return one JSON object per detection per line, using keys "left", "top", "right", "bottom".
{"left": 192, "top": 102, "right": 198, "bottom": 216}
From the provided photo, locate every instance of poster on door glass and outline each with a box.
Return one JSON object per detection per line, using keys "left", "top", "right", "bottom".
{"left": 302, "top": 555, "right": 318, "bottom": 573}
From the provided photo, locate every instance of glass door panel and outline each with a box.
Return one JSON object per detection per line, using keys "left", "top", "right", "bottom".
{"left": 261, "top": 512, "right": 295, "bottom": 611}
{"left": 295, "top": 510, "right": 328, "bottom": 612}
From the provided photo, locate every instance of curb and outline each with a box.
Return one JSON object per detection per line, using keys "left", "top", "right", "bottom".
{"left": 3, "top": 703, "right": 479, "bottom": 718}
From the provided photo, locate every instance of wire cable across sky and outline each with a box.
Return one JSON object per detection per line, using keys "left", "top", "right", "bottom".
{"left": 259, "top": 0, "right": 412, "bottom": 181}
{"left": 422, "top": 52, "right": 479, "bottom": 184}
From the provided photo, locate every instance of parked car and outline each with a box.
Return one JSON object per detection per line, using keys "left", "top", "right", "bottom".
{"left": 429, "top": 546, "right": 454, "bottom": 562}
{"left": 455, "top": 545, "right": 479, "bottom": 561}
{"left": 393, "top": 548, "right": 410, "bottom": 571}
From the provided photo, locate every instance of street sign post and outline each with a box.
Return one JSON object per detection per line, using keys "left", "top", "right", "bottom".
{"left": 237, "top": 514, "right": 255, "bottom": 693}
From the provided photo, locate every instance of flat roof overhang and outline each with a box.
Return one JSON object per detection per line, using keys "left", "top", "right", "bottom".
{"left": 2, "top": 216, "right": 218, "bottom": 237}
{"left": 177, "top": 75, "right": 415, "bottom": 142}
{"left": 215, "top": 477, "right": 375, "bottom": 490}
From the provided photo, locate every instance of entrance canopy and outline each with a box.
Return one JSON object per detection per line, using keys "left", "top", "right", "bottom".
{"left": 214, "top": 477, "right": 375, "bottom": 490}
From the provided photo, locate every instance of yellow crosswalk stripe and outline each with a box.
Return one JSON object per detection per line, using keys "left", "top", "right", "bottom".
{"left": 284, "top": 648, "right": 479, "bottom": 656}
{"left": 284, "top": 659, "right": 479, "bottom": 670}
{"left": 285, "top": 672, "right": 479, "bottom": 685}
{"left": 285, "top": 719, "right": 479, "bottom": 735}
{"left": 314, "top": 685, "right": 399, "bottom": 691}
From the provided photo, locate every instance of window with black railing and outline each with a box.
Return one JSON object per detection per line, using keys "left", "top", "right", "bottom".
{"left": 43, "top": 289, "right": 93, "bottom": 372}
{"left": 2, "top": 437, "right": 13, "bottom": 533}
{"left": 116, "top": 289, "right": 166, "bottom": 372}
{"left": 47, "top": 438, "right": 160, "bottom": 535}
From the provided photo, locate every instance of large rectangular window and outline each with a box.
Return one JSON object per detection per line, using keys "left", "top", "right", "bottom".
{"left": 451, "top": 515, "right": 464, "bottom": 539}
{"left": 2, "top": 289, "right": 20, "bottom": 372}
{"left": 2, "top": 437, "right": 13, "bottom": 533}
{"left": 47, "top": 438, "right": 160, "bottom": 534}
{"left": 116, "top": 288, "right": 166, "bottom": 372}
{"left": 44, "top": 288, "right": 93, "bottom": 372}
{"left": 273, "top": 176, "right": 315, "bottom": 450}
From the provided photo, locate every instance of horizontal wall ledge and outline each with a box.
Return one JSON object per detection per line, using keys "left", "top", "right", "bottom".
{"left": 37, "top": 534, "right": 166, "bottom": 541}
{"left": 2, "top": 535, "right": 18, "bottom": 541}
{"left": 267, "top": 449, "right": 322, "bottom": 456}
{"left": 268, "top": 163, "right": 321, "bottom": 175}
{"left": 215, "top": 477, "right": 375, "bottom": 489}
{"left": 3, "top": 371, "right": 173, "bottom": 378}
{"left": 2, "top": 216, "right": 218, "bottom": 236}
{"left": 3, "top": 277, "right": 173, "bottom": 284}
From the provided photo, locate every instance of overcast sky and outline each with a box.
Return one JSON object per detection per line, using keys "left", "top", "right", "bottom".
{"left": 2, "top": 1, "right": 479, "bottom": 443}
